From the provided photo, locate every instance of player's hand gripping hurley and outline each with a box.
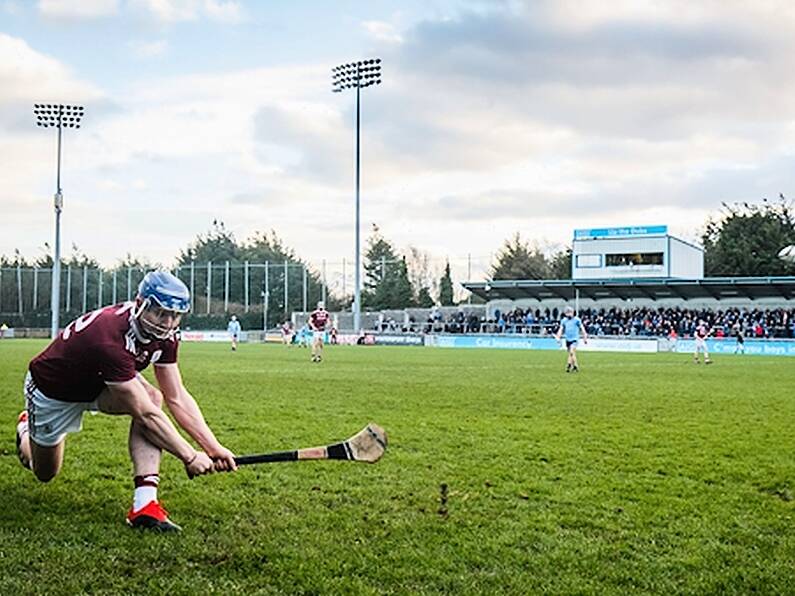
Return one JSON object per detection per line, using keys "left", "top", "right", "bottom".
{"left": 234, "top": 422, "right": 388, "bottom": 466}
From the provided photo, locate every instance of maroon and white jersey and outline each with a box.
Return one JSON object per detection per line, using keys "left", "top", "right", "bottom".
{"left": 695, "top": 323, "right": 709, "bottom": 339}
{"left": 309, "top": 309, "right": 330, "bottom": 331}
{"left": 29, "top": 302, "right": 179, "bottom": 403}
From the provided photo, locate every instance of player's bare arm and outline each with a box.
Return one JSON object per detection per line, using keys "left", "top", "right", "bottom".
{"left": 154, "top": 363, "right": 237, "bottom": 471}
{"left": 98, "top": 378, "right": 214, "bottom": 477}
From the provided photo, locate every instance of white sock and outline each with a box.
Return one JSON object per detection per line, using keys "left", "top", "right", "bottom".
{"left": 133, "top": 474, "right": 159, "bottom": 511}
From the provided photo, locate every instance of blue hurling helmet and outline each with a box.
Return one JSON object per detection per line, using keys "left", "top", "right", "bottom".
{"left": 135, "top": 271, "right": 190, "bottom": 339}
{"left": 138, "top": 270, "right": 191, "bottom": 312}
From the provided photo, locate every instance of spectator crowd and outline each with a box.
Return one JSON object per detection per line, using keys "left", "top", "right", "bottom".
{"left": 376, "top": 305, "right": 795, "bottom": 339}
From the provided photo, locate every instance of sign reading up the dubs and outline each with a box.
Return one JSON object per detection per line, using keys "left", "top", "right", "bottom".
{"left": 574, "top": 225, "right": 668, "bottom": 239}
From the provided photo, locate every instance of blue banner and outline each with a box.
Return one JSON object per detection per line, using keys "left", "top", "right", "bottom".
{"left": 574, "top": 225, "right": 667, "bottom": 239}
{"left": 676, "top": 338, "right": 795, "bottom": 356}
{"left": 372, "top": 334, "right": 424, "bottom": 346}
{"left": 427, "top": 334, "right": 658, "bottom": 352}
{"left": 429, "top": 335, "right": 562, "bottom": 350}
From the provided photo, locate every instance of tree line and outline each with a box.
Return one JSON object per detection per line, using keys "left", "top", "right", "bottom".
{"left": 2, "top": 198, "right": 795, "bottom": 317}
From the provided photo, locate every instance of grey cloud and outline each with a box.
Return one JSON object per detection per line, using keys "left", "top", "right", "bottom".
{"left": 252, "top": 105, "right": 350, "bottom": 186}
{"left": 357, "top": 6, "right": 791, "bottom": 174}
{"left": 422, "top": 159, "right": 788, "bottom": 225}
{"left": 678, "top": 154, "right": 795, "bottom": 206}
{"left": 400, "top": 11, "right": 761, "bottom": 83}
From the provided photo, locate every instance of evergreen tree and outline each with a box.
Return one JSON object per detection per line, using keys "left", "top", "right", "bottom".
{"left": 549, "top": 248, "right": 572, "bottom": 279}
{"left": 490, "top": 233, "right": 551, "bottom": 280}
{"left": 393, "top": 257, "right": 415, "bottom": 308}
{"left": 416, "top": 286, "right": 435, "bottom": 307}
{"left": 702, "top": 196, "right": 795, "bottom": 276}
{"left": 175, "top": 225, "right": 335, "bottom": 323}
{"left": 362, "top": 231, "right": 414, "bottom": 309}
{"left": 438, "top": 261, "right": 454, "bottom": 306}
{"left": 241, "top": 230, "right": 339, "bottom": 318}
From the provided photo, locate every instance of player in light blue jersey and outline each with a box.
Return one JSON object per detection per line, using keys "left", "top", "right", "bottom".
{"left": 227, "top": 315, "right": 242, "bottom": 351}
{"left": 554, "top": 306, "right": 588, "bottom": 372}
{"left": 297, "top": 323, "right": 311, "bottom": 348}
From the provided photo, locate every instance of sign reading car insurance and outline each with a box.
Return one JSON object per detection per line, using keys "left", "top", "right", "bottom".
{"left": 579, "top": 338, "right": 657, "bottom": 353}
{"left": 426, "top": 334, "right": 658, "bottom": 353}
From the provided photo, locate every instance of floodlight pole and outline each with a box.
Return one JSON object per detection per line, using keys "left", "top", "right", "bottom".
{"left": 52, "top": 122, "right": 63, "bottom": 339}
{"left": 34, "top": 103, "right": 84, "bottom": 338}
{"left": 354, "top": 70, "right": 361, "bottom": 334}
{"left": 332, "top": 59, "right": 381, "bottom": 333}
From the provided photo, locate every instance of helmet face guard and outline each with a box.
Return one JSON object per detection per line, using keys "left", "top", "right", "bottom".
{"left": 135, "top": 299, "right": 184, "bottom": 340}
{"left": 135, "top": 271, "right": 190, "bottom": 340}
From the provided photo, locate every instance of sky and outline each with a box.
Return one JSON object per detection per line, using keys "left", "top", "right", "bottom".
{"left": 2, "top": 0, "right": 795, "bottom": 286}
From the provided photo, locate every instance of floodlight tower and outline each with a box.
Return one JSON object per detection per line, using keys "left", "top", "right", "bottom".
{"left": 33, "top": 103, "right": 85, "bottom": 338}
{"left": 332, "top": 58, "right": 381, "bottom": 333}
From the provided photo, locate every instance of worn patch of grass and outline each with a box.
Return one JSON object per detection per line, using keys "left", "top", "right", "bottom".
{"left": 2, "top": 339, "right": 794, "bottom": 594}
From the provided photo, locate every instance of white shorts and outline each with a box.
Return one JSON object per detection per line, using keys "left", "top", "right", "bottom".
{"left": 313, "top": 331, "right": 325, "bottom": 342}
{"left": 24, "top": 372, "right": 99, "bottom": 447}
{"left": 695, "top": 338, "right": 707, "bottom": 352}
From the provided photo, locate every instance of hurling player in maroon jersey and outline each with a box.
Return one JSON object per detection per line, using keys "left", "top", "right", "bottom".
{"left": 15, "top": 271, "right": 237, "bottom": 532}
{"left": 693, "top": 319, "right": 713, "bottom": 364}
{"left": 308, "top": 301, "right": 331, "bottom": 362}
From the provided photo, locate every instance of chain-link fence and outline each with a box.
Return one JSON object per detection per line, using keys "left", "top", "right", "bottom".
{"left": 0, "top": 261, "right": 326, "bottom": 330}
{"left": 0, "top": 254, "right": 493, "bottom": 330}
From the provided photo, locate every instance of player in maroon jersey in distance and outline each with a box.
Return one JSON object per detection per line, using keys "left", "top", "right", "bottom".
{"left": 15, "top": 270, "right": 237, "bottom": 532}
{"left": 281, "top": 320, "right": 293, "bottom": 346}
{"left": 308, "top": 301, "right": 331, "bottom": 362}
{"left": 693, "top": 319, "right": 713, "bottom": 364}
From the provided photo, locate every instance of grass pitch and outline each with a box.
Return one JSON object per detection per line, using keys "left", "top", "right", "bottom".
{"left": 1, "top": 339, "right": 795, "bottom": 595}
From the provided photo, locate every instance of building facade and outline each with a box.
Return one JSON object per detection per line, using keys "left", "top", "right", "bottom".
{"left": 572, "top": 225, "right": 703, "bottom": 280}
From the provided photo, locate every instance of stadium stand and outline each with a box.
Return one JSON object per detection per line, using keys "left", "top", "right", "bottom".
{"left": 478, "top": 305, "right": 795, "bottom": 339}
{"left": 299, "top": 304, "right": 795, "bottom": 339}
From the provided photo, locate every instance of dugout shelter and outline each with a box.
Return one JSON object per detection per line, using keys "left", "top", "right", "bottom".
{"left": 463, "top": 276, "right": 795, "bottom": 309}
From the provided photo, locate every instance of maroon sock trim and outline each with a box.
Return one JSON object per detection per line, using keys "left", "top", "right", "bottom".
{"left": 134, "top": 474, "right": 160, "bottom": 488}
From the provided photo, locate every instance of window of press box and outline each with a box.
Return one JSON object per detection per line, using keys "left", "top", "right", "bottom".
{"left": 605, "top": 252, "right": 664, "bottom": 266}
